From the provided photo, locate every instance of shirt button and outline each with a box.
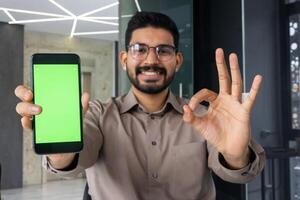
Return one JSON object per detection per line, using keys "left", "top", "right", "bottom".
{"left": 150, "top": 115, "right": 155, "bottom": 120}
{"left": 152, "top": 172, "right": 158, "bottom": 179}
{"left": 152, "top": 141, "right": 157, "bottom": 146}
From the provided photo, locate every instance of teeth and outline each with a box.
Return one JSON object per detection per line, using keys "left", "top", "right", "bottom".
{"left": 142, "top": 71, "right": 159, "bottom": 75}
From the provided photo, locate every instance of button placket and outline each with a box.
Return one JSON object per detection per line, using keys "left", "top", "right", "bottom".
{"left": 146, "top": 114, "right": 161, "bottom": 185}
{"left": 152, "top": 172, "right": 158, "bottom": 179}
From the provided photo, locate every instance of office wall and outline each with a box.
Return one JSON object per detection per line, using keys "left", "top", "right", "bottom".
{"left": 23, "top": 31, "right": 114, "bottom": 185}
{"left": 0, "top": 22, "right": 24, "bottom": 189}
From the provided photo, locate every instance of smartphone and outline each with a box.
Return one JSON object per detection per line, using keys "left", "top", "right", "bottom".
{"left": 32, "top": 53, "right": 83, "bottom": 154}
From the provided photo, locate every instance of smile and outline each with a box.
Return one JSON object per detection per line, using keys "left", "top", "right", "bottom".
{"left": 141, "top": 71, "right": 161, "bottom": 75}
{"left": 136, "top": 66, "right": 166, "bottom": 76}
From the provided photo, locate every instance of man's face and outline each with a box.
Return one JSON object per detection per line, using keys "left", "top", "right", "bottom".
{"left": 121, "top": 27, "right": 182, "bottom": 94}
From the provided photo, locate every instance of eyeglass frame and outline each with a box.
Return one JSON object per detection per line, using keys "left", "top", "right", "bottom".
{"left": 127, "top": 43, "right": 178, "bottom": 61}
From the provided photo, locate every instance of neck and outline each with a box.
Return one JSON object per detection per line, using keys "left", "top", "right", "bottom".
{"left": 132, "top": 87, "right": 169, "bottom": 113}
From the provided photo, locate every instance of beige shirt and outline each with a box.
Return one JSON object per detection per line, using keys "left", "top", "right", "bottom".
{"left": 43, "top": 90, "right": 265, "bottom": 200}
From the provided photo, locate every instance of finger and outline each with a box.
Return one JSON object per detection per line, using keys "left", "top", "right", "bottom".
{"left": 183, "top": 105, "right": 194, "bottom": 123}
{"left": 21, "top": 116, "right": 32, "bottom": 132}
{"left": 229, "top": 53, "right": 243, "bottom": 101}
{"left": 189, "top": 89, "right": 218, "bottom": 110}
{"left": 15, "top": 85, "right": 33, "bottom": 102}
{"left": 242, "top": 75, "right": 263, "bottom": 112}
{"left": 81, "top": 92, "right": 90, "bottom": 115}
{"left": 183, "top": 105, "right": 206, "bottom": 133}
{"left": 216, "top": 48, "right": 231, "bottom": 94}
{"left": 16, "top": 102, "right": 42, "bottom": 117}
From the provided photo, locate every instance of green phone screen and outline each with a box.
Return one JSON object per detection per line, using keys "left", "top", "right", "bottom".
{"left": 33, "top": 64, "right": 81, "bottom": 144}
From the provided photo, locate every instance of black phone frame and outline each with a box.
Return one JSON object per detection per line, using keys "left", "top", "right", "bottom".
{"left": 31, "top": 53, "right": 83, "bottom": 154}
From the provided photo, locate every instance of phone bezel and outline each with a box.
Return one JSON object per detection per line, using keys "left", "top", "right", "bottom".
{"left": 31, "top": 53, "right": 83, "bottom": 154}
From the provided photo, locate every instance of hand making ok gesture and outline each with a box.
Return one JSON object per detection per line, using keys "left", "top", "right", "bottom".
{"left": 183, "top": 48, "right": 262, "bottom": 169}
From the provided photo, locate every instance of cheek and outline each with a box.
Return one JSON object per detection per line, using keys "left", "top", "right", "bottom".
{"left": 126, "top": 60, "right": 140, "bottom": 71}
{"left": 127, "top": 66, "right": 136, "bottom": 78}
{"left": 165, "top": 62, "right": 177, "bottom": 75}
{"left": 127, "top": 57, "right": 140, "bottom": 66}
{"left": 126, "top": 65, "right": 139, "bottom": 78}
{"left": 126, "top": 59, "right": 138, "bottom": 70}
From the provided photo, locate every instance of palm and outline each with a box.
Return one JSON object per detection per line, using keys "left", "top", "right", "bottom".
{"left": 183, "top": 48, "right": 262, "bottom": 160}
{"left": 199, "top": 94, "right": 250, "bottom": 157}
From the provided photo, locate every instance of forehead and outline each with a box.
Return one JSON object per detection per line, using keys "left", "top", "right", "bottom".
{"left": 130, "top": 27, "right": 174, "bottom": 46}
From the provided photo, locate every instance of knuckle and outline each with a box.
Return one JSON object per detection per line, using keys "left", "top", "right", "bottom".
{"left": 191, "top": 96, "right": 198, "bottom": 102}
{"left": 14, "top": 86, "right": 20, "bottom": 96}
{"left": 16, "top": 102, "right": 32, "bottom": 116}
{"left": 15, "top": 85, "right": 23, "bottom": 93}
{"left": 15, "top": 85, "right": 25, "bottom": 98}
{"left": 218, "top": 73, "right": 228, "bottom": 80}
{"left": 16, "top": 102, "right": 23, "bottom": 114}
{"left": 202, "top": 88, "right": 209, "bottom": 93}
{"left": 232, "top": 80, "right": 241, "bottom": 85}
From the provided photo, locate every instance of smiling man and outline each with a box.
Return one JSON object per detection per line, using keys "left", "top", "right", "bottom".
{"left": 15, "top": 11, "right": 265, "bottom": 200}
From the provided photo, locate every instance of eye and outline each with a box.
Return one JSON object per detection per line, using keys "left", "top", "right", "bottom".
{"left": 157, "top": 46, "right": 173, "bottom": 55}
{"left": 137, "top": 47, "right": 147, "bottom": 53}
{"left": 131, "top": 44, "right": 147, "bottom": 55}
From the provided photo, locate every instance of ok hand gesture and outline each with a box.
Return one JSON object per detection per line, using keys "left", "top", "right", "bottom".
{"left": 183, "top": 48, "right": 262, "bottom": 169}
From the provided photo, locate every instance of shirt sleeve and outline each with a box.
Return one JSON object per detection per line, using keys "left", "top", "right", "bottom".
{"left": 42, "top": 100, "right": 104, "bottom": 177}
{"left": 207, "top": 139, "right": 266, "bottom": 184}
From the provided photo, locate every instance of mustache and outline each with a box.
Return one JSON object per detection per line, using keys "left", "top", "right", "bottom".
{"left": 136, "top": 66, "right": 166, "bottom": 75}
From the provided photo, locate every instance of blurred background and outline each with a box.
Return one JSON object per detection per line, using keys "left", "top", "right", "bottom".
{"left": 0, "top": 0, "right": 299, "bottom": 199}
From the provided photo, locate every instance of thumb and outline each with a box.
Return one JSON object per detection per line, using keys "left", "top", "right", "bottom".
{"left": 81, "top": 92, "right": 90, "bottom": 115}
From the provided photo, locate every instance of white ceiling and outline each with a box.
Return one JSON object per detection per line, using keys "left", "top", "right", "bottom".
{"left": 0, "top": 0, "right": 120, "bottom": 41}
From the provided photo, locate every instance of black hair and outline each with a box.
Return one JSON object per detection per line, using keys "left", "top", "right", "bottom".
{"left": 125, "top": 11, "right": 179, "bottom": 51}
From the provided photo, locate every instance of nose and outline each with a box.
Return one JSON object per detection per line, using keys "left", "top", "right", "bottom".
{"left": 144, "top": 47, "right": 159, "bottom": 65}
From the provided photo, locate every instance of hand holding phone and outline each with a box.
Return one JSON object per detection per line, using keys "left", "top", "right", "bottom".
{"left": 16, "top": 53, "right": 89, "bottom": 156}
{"left": 15, "top": 85, "right": 89, "bottom": 168}
{"left": 15, "top": 85, "right": 90, "bottom": 132}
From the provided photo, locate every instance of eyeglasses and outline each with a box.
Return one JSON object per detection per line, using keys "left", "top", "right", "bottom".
{"left": 127, "top": 43, "right": 177, "bottom": 61}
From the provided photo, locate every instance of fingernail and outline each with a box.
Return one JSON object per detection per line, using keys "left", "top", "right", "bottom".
{"left": 31, "top": 106, "right": 39, "bottom": 113}
{"left": 183, "top": 105, "right": 188, "bottom": 112}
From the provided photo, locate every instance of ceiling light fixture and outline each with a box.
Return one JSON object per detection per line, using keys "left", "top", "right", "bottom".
{"left": 70, "top": 18, "right": 77, "bottom": 37}
{"left": 134, "top": 0, "right": 141, "bottom": 12}
{"left": 73, "top": 30, "right": 119, "bottom": 36}
{"left": 3, "top": 9, "right": 16, "bottom": 21}
{"left": 121, "top": 14, "right": 133, "bottom": 18}
{"left": 9, "top": 17, "right": 73, "bottom": 24}
{"left": 79, "top": 2, "right": 119, "bottom": 18}
{"left": 48, "top": 0, "right": 75, "bottom": 17}
{"left": 0, "top": 1, "right": 120, "bottom": 38}
{"left": 85, "top": 17, "right": 118, "bottom": 20}
{"left": 0, "top": 7, "right": 68, "bottom": 17}
{"left": 48, "top": 0, "right": 78, "bottom": 37}
{"left": 79, "top": 18, "right": 118, "bottom": 26}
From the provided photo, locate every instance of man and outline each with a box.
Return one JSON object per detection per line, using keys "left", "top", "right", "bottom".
{"left": 15, "top": 11, "right": 265, "bottom": 200}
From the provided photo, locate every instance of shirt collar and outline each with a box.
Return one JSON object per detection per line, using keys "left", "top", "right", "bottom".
{"left": 119, "top": 90, "right": 139, "bottom": 114}
{"left": 166, "top": 91, "right": 184, "bottom": 114}
{"left": 119, "top": 89, "right": 184, "bottom": 115}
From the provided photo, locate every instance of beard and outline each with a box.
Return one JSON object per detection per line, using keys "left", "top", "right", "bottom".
{"left": 126, "top": 65, "right": 175, "bottom": 94}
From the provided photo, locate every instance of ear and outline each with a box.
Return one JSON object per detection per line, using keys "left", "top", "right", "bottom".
{"left": 175, "top": 52, "right": 183, "bottom": 72}
{"left": 119, "top": 51, "right": 128, "bottom": 71}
